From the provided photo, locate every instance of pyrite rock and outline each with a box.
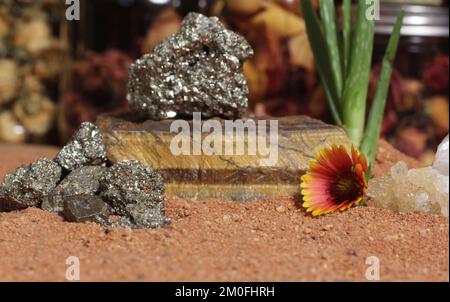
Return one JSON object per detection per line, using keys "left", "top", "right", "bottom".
{"left": 63, "top": 194, "right": 110, "bottom": 224}
{"left": 0, "top": 158, "right": 62, "bottom": 211}
{"left": 127, "top": 12, "right": 254, "bottom": 119}
{"left": 99, "top": 161, "right": 167, "bottom": 223}
{"left": 97, "top": 113, "right": 353, "bottom": 201}
{"left": 42, "top": 166, "right": 107, "bottom": 213}
{"left": 111, "top": 203, "right": 170, "bottom": 229}
{"left": 55, "top": 122, "right": 107, "bottom": 171}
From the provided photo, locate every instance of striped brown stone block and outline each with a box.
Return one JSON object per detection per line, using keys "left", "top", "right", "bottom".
{"left": 96, "top": 113, "right": 351, "bottom": 201}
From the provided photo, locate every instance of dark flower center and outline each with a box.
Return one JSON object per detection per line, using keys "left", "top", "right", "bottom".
{"left": 329, "top": 172, "right": 364, "bottom": 204}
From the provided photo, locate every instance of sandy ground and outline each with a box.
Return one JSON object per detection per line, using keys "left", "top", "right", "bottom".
{"left": 0, "top": 141, "right": 448, "bottom": 282}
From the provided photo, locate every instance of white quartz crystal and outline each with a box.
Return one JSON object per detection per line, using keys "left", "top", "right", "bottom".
{"left": 368, "top": 135, "right": 449, "bottom": 217}
{"left": 433, "top": 135, "right": 449, "bottom": 176}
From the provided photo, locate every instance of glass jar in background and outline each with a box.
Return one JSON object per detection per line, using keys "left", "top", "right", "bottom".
{"left": 372, "top": 2, "right": 449, "bottom": 164}
{"left": 0, "top": 0, "right": 68, "bottom": 145}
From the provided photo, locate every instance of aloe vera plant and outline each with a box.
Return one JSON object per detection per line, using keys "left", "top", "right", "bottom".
{"left": 301, "top": 0, "right": 404, "bottom": 170}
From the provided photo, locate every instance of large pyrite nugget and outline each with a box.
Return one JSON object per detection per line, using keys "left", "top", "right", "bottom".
{"left": 127, "top": 12, "right": 254, "bottom": 119}
{"left": 0, "top": 158, "right": 62, "bottom": 211}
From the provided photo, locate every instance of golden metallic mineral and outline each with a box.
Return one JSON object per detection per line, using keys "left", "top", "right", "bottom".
{"left": 0, "top": 158, "right": 62, "bottom": 212}
{"left": 127, "top": 12, "right": 254, "bottom": 119}
{"left": 55, "top": 122, "right": 107, "bottom": 171}
{"left": 63, "top": 194, "right": 111, "bottom": 224}
{"left": 41, "top": 166, "right": 107, "bottom": 213}
{"left": 99, "top": 160, "right": 169, "bottom": 228}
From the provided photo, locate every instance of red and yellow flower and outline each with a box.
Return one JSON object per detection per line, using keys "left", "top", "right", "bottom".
{"left": 301, "top": 145, "right": 368, "bottom": 216}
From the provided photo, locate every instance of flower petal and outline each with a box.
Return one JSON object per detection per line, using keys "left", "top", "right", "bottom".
{"left": 301, "top": 145, "right": 368, "bottom": 217}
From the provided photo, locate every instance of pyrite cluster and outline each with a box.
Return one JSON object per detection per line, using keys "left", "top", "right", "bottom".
{"left": 0, "top": 122, "right": 169, "bottom": 228}
{"left": 127, "top": 12, "right": 254, "bottom": 120}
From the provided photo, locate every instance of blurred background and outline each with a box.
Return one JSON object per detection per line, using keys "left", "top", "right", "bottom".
{"left": 0, "top": 0, "right": 448, "bottom": 165}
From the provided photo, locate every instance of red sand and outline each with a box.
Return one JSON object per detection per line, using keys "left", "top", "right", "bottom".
{"left": 0, "top": 141, "right": 448, "bottom": 281}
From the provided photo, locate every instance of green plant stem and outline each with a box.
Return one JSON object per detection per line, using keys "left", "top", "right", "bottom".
{"left": 342, "top": 0, "right": 375, "bottom": 146}
{"left": 362, "top": 11, "right": 404, "bottom": 168}
{"left": 320, "top": 0, "right": 343, "bottom": 100}
{"left": 342, "top": 0, "right": 352, "bottom": 77}
{"left": 301, "top": 0, "right": 342, "bottom": 125}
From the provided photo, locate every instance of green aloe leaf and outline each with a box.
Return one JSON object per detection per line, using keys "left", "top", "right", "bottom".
{"left": 342, "top": 0, "right": 352, "bottom": 77}
{"left": 301, "top": 0, "right": 342, "bottom": 125}
{"left": 342, "top": 0, "right": 375, "bottom": 146}
{"left": 320, "top": 0, "right": 343, "bottom": 100}
{"left": 362, "top": 11, "right": 405, "bottom": 168}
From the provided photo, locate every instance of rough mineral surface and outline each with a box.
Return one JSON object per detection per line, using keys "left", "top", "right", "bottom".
{"left": 0, "top": 158, "right": 61, "bottom": 211}
{"left": 112, "top": 203, "right": 170, "bottom": 229}
{"left": 127, "top": 12, "right": 254, "bottom": 120}
{"left": 368, "top": 161, "right": 449, "bottom": 216}
{"left": 41, "top": 166, "right": 107, "bottom": 213}
{"left": 63, "top": 194, "right": 110, "bottom": 224}
{"left": 99, "top": 160, "right": 168, "bottom": 228}
{"left": 55, "top": 122, "right": 107, "bottom": 171}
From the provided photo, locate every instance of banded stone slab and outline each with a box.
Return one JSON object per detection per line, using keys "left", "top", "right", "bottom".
{"left": 96, "top": 113, "right": 351, "bottom": 201}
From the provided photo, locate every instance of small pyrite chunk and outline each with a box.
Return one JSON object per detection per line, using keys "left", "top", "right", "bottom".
{"left": 99, "top": 160, "right": 168, "bottom": 228}
{"left": 55, "top": 122, "right": 107, "bottom": 171}
{"left": 0, "top": 158, "right": 61, "bottom": 211}
{"left": 63, "top": 194, "right": 110, "bottom": 224}
{"left": 99, "top": 160, "right": 165, "bottom": 214}
{"left": 127, "top": 12, "right": 254, "bottom": 120}
{"left": 123, "top": 202, "right": 170, "bottom": 229}
{"left": 42, "top": 166, "right": 107, "bottom": 213}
